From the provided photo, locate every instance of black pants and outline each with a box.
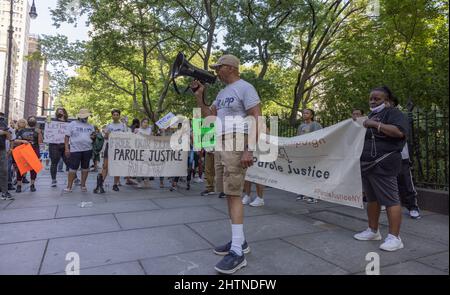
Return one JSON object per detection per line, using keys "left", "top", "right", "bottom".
{"left": 49, "top": 143, "right": 67, "bottom": 180}
{"left": 16, "top": 146, "right": 40, "bottom": 181}
{"left": 398, "top": 159, "right": 419, "bottom": 211}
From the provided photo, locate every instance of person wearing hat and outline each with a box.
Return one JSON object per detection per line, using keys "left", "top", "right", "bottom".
{"left": 64, "top": 109, "right": 95, "bottom": 193}
{"left": 191, "top": 54, "right": 262, "bottom": 274}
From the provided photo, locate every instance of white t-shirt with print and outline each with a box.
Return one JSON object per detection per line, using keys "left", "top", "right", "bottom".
{"left": 106, "top": 122, "right": 128, "bottom": 133}
{"left": 65, "top": 120, "right": 95, "bottom": 152}
{"left": 212, "top": 79, "right": 260, "bottom": 136}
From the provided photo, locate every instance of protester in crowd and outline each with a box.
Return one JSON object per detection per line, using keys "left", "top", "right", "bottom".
{"left": 296, "top": 108, "right": 322, "bottom": 204}
{"left": 91, "top": 126, "right": 105, "bottom": 173}
{"left": 385, "top": 96, "right": 421, "bottom": 219}
{"left": 130, "top": 118, "right": 140, "bottom": 133}
{"left": 242, "top": 181, "right": 265, "bottom": 207}
{"left": 191, "top": 54, "right": 261, "bottom": 274}
{"left": 6, "top": 119, "right": 16, "bottom": 191}
{"left": 201, "top": 147, "right": 216, "bottom": 196}
{"left": 94, "top": 109, "right": 128, "bottom": 193}
{"left": 0, "top": 112, "right": 14, "bottom": 200}
{"left": 49, "top": 107, "right": 69, "bottom": 187}
{"left": 170, "top": 124, "right": 194, "bottom": 191}
{"left": 64, "top": 109, "right": 95, "bottom": 193}
{"left": 354, "top": 86, "right": 408, "bottom": 252}
{"left": 352, "top": 108, "right": 365, "bottom": 121}
{"left": 13, "top": 119, "right": 29, "bottom": 185}
{"left": 134, "top": 118, "right": 153, "bottom": 188}
{"left": 13, "top": 116, "right": 43, "bottom": 193}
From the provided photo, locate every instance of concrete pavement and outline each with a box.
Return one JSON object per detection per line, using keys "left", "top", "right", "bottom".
{"left": 0, "top": 170, "right": 448, "bottom": 275}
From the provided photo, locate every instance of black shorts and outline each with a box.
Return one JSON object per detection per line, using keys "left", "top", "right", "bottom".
{"left": 362, "top": 172, "right": 400, "bottom": 207}
{"left": 68, "top": 150, "right": 93, "bottom": 171}
{"left": 103, "top": 142, "right": 109, "bottom": 159}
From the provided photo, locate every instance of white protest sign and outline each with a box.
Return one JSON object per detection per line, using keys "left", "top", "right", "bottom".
{"left": 246, "top": 119, "right": 366, "bottom": 209}
{"left": 44, "top": 121, "right": 69, "bottom": 144}
{"left": 108, "top": 132, "right": 187, "bottom": 177}
{"left": 156, "top": 112, "right": 176, "bottom": 129}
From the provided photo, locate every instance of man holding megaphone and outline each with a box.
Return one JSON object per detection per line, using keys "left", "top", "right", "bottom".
{"left": 191, "top": 54, "right": 262, "bottom": 274}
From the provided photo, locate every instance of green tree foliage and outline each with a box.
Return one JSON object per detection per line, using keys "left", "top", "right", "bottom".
{"left": 41, "top": 0, "right": 448, "bottom": 127}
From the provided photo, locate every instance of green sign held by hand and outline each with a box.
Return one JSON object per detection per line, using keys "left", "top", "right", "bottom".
{"left": 193, "top": 118, "right": 215, "bottom": 150}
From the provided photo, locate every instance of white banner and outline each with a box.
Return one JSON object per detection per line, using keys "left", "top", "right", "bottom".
{"left": 108, "top": 132, "right": 187, "bottom": 177}
{"left": 246, "top": 119, "right": 366, "bottom": 209}
{"left": 44, "top": 121, "right": 69, "bottom": 144}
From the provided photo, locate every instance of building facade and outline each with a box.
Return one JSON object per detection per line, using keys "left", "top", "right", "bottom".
{"left": 0, "top": 0, "right": 31, "bottom": 120}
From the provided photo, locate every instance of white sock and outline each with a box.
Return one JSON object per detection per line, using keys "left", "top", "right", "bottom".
{"left": 230, "top": 224, "right": 245, "bottom": 256}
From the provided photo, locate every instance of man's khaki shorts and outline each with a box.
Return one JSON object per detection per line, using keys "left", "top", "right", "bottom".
{"left": 220, "top": 150, "right": 247, "bottom": 197}
{"left": 215, "top": 133, "right": 249, "bottom": 197}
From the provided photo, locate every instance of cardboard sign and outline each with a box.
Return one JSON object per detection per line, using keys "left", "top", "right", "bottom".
{"left": 44, "top": 121, "right": 69, "bottom": 144}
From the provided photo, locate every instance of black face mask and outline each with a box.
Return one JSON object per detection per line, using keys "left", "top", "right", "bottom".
{"left": 79, "top": 118, "right": 88, "bottom": 123}
{"left": 57, "top": 113, "right": 64, "bottom": 118}
{"left": 28, "top": 121, "right": 36, "bottom": 127}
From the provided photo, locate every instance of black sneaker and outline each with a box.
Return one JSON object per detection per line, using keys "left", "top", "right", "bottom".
{"left": 214, "top": 251, "right": 247, "bottom": 274}
{"left": 8, "top": 183, "right": 15, "bottom": 191}
{"left": 213, "top": 240, "right": 250, "bottom": 256}
{"left": 186, "top": 183, "right": 191, "bottom": 190}
{"left": 16, "top": 185, "right": 22, "bottom": 193}
{"left": 201, "top": 189, "right": 214, "bottom": 196}
{"left": 218, "top": 192, "right": 226, "bottom": 198}
{"left": 30, "top": 184, "right": 36, "bottom": 192}
{"left": 112, "top": 184, "right": 119, "bottom": 192}
{"left": 22, "top": 178, "right": 30, "bottom": 184}
{"left": 1, "top": 192, "right": 14, "bottom": 201}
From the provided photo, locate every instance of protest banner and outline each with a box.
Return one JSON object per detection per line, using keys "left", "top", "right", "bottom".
{"left": 246, "top": 119, "right": 366, "bottom": 209}
{"left": 44, "top": 121, "right": 69, "bottom": 144}
{"left": 156, "top": 112, "right": 176, "bottom": 129}
{"left": 12, "top": 144, "right": 43, "bottom": 176}
{"left": 108, "top": 132, "right": 187, "bottom": 177}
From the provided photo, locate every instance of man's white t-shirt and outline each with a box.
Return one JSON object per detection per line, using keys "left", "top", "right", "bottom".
{"left": 65, "top": 121, "right": 95, "bottom": 152}
{"left": 212, "top": 79, "right": 260, "bottom": 136}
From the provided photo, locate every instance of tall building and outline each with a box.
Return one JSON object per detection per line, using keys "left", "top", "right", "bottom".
{"left": 0, "top": 30, "right": 17, "bottom": 118}
{"left": 24, "top": 34, "right": 46, "bottom": 117}
{"left": 0, "top": 0, "right": 31, "bottom": 120}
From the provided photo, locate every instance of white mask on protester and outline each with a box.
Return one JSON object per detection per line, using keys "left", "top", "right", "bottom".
{"left": 370, "top": 103, "right": 386, "bottom": 114}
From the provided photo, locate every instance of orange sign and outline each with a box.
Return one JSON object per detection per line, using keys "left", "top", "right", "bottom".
{"left": 12, "top": 144, "right": 43, "bottom": 176}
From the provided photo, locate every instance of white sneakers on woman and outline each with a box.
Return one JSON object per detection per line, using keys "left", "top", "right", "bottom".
{"left": 242, "top": 194, "right": 264, "bottom": 207}
{"left": 354, "top": 228, "right": 404, "bottom": 251}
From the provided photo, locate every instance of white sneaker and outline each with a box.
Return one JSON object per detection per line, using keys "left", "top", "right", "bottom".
{"left": 249, "top": 197, "right": 264, "bottom": 207}
{"left": 380, "top": 234, "right": 404, "bottom": 251}
{"left": 380, "top": 205, "right": 386, "bottom": 211}
{"left": 242, "top": 194, "right": 252, "bottom": 205}
{"left": 353, "top": 228, "right": 382, "bottom": 241}
{"left": 137, "top": 182, "right": 143, "bottom": 188}
{"left": 197, "top": 178, "right": 204, "bottom": 183}
{"left": 409, "top": 209, "right": 421, "bottom": 219}
{"left": 193, "top": 177, "right": 201, "bottom": 183}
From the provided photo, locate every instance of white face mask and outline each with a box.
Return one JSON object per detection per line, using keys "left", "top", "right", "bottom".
{"left": 370, "top": 103, "right": 386, "bottom": 114}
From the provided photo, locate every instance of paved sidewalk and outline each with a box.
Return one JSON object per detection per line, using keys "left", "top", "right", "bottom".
{"left": 0, "top": 171, "right": 448, "bottom": 275}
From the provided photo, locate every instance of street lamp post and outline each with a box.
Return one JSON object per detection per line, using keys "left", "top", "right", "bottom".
{"left": 3, "top": 0, "right": 37, "bottom": 124}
